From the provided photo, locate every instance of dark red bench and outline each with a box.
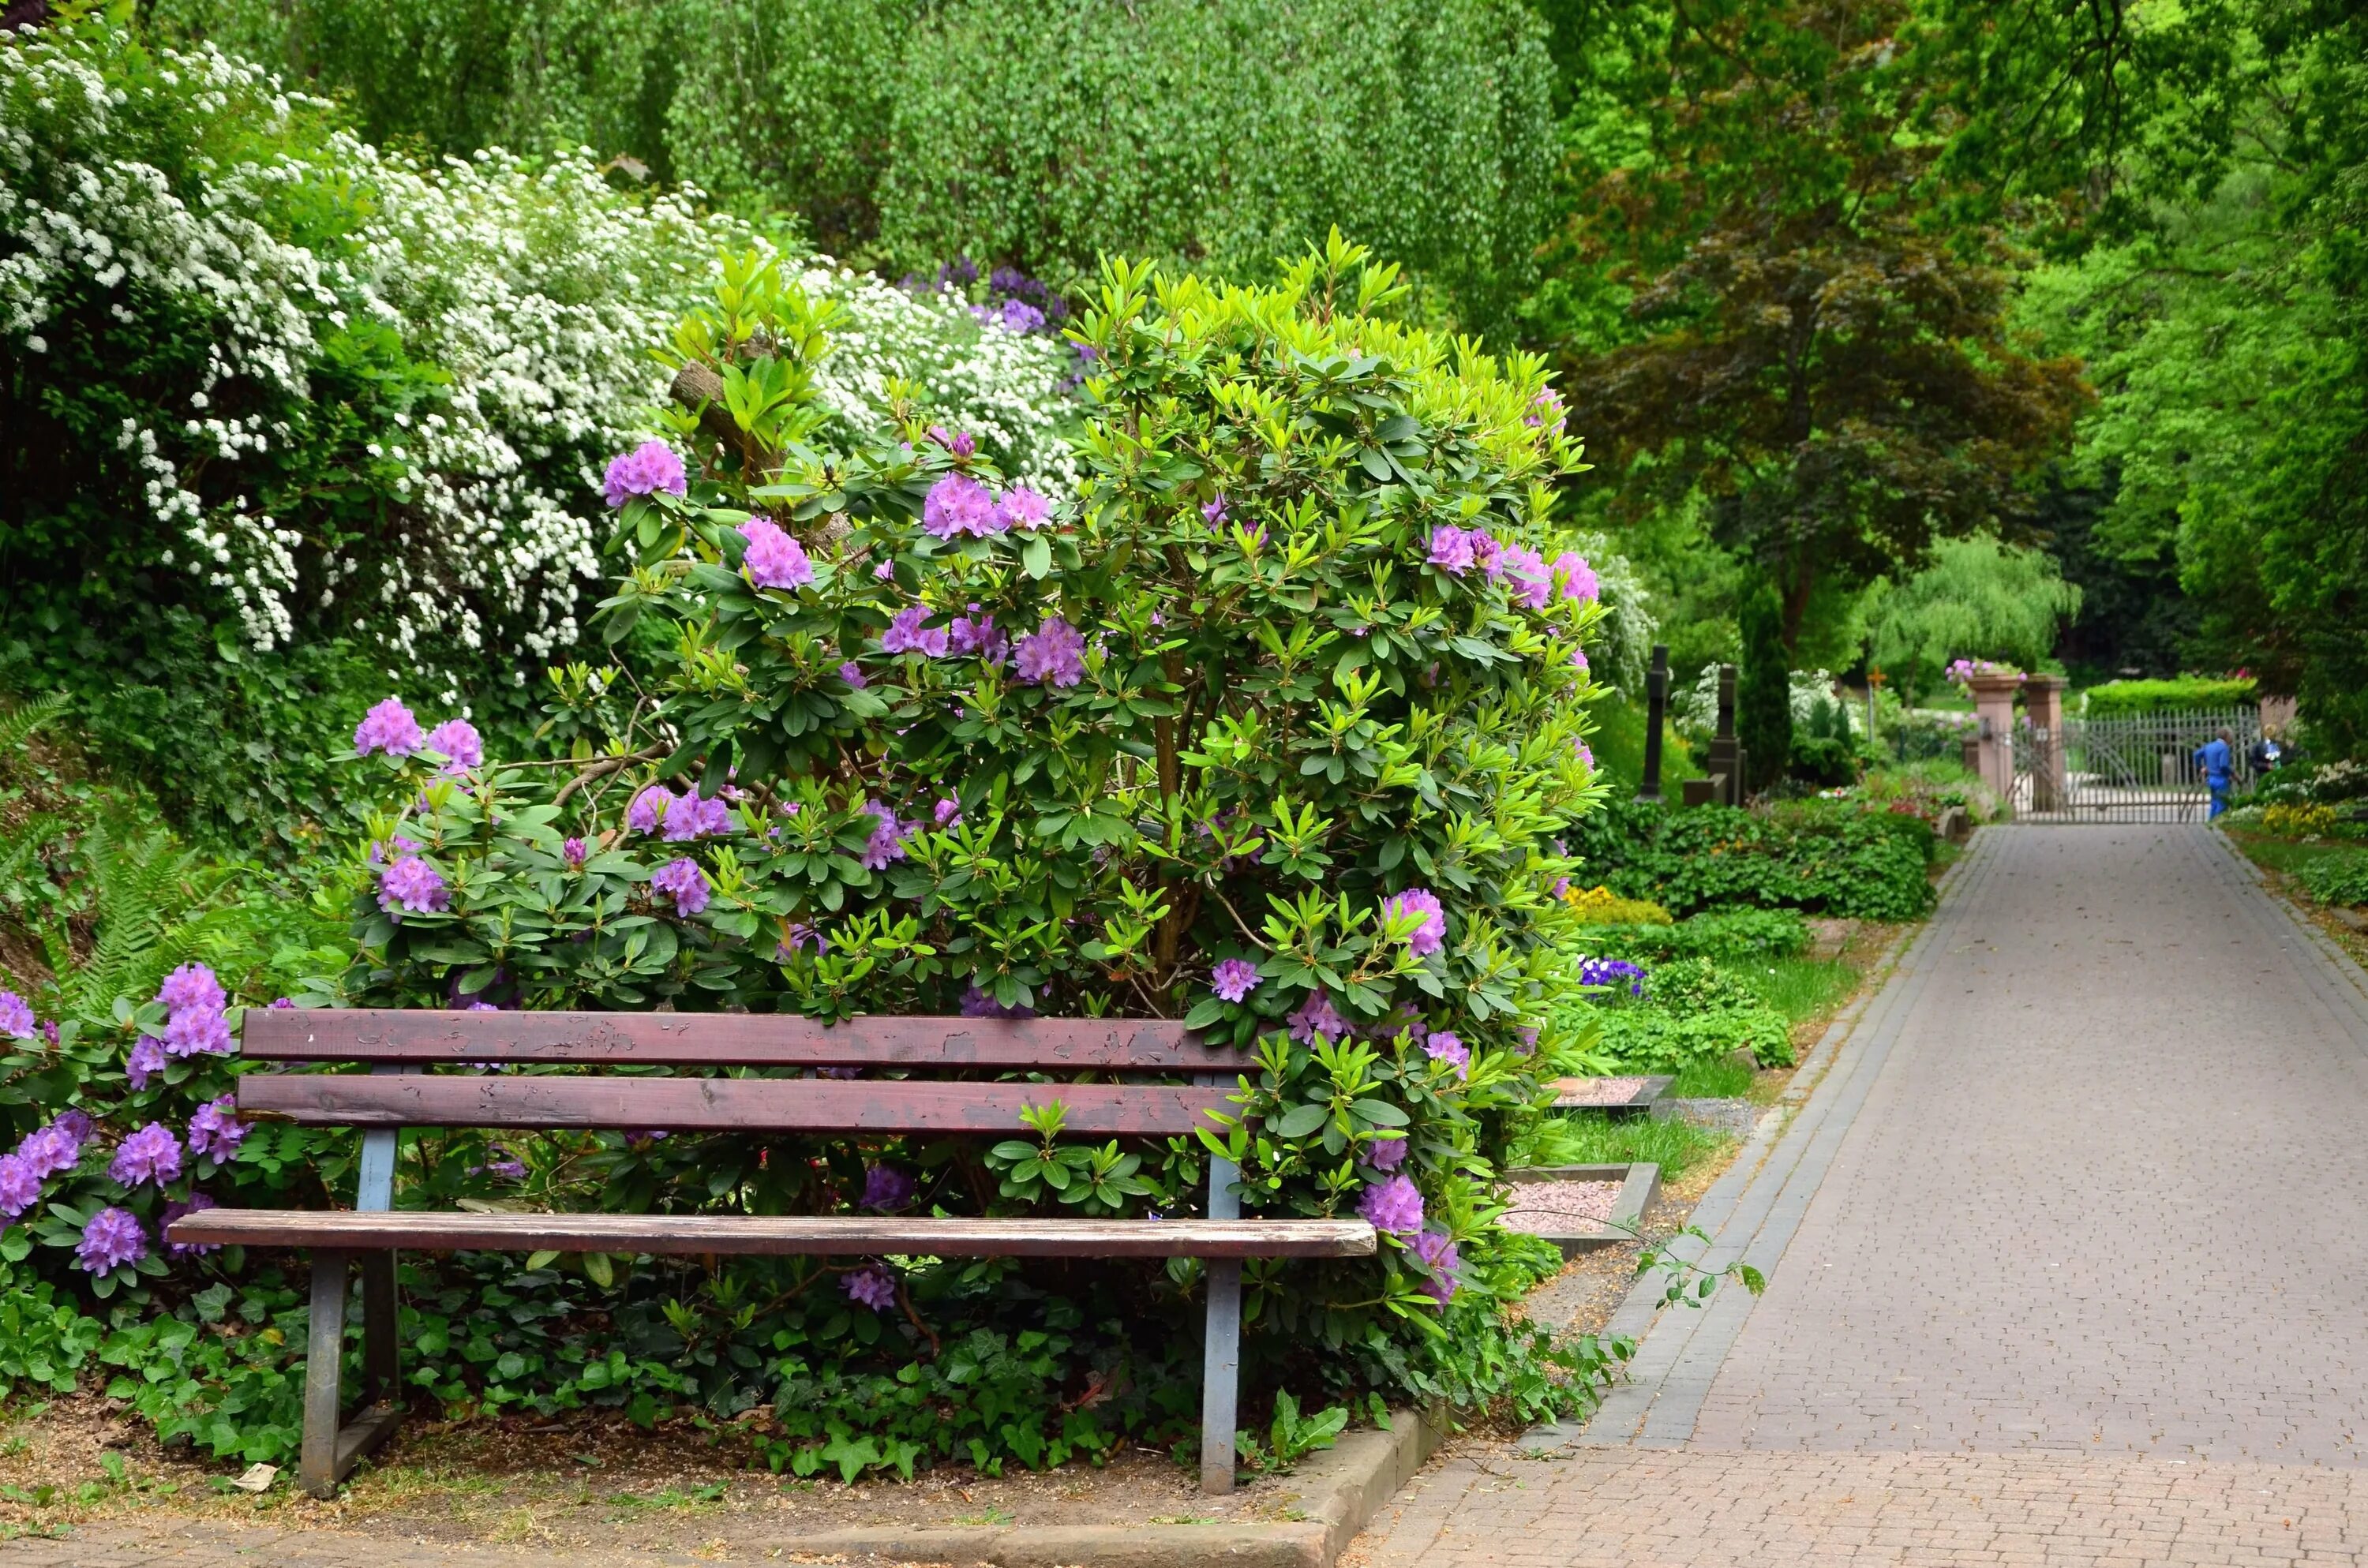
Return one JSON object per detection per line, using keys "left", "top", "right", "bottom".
{"left": 167, "top": 1010, "right": 1375, "bottom": 1497}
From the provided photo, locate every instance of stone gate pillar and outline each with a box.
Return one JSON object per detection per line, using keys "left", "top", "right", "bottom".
{"left": 1966, "top": 672, "right": 2022, "bottom": 812}
{"left": 2022, "top": 675, "right": 2068, "bottom": 811}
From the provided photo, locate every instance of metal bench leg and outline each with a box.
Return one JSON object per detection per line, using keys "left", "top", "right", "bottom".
{"left": 359, "top": 1252, "right": 401, "bottom": 1406}
{"left": 1201, "top": 1148, "right": 1242, "bottom": 1494}
{"left": 300, "top": 1248, "right": 350, "bottom": 1499}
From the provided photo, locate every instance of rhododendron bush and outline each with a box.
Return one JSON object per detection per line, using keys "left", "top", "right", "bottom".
{"left": 294, "top": 236, "right": 1621, "bottom": 1417}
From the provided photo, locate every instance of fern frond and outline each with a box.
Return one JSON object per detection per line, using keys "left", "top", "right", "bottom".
{"left": 0, "top": 691, "right": 69, "bottom": 758}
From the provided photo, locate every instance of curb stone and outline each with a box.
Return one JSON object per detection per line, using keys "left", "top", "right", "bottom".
{"left": 786, "top": 1406, "right": 1446, "bottom": 1568}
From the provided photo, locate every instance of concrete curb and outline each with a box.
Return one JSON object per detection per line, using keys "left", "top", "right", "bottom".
{"left": 790, "top": 1406, "right": 1446, "bottom": 1568}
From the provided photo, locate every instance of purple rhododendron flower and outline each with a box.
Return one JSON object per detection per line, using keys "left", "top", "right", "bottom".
{"left": 959, "top": 983, "right": 1036, "bottom": 1020}
{"left": 924, "top": 473, "right": 1001, "bottom": 538}
{"left": 268, "top": 997, "right": 294, "bottom": 1009}
{"left": 1551, "top": 551, "right": 1598, "bottom": 604}
{"left": 925, "top": 425, "right": 978, "bottom": 458}
{"left": 126, "top": 1035, "right": 168, "bottom": 1089}
{"left": 1211, "top": 959, "right": 1261, "bottom": 1005}
{"left": 55, "top": 1110, "right": 92, "bottom": 1143}
{"left": 949, "top": 606, "right": 1009, "bottom": 664}
{"left": 1201, "top": 496, "right": 1228, "bottom": 528}
{"left": 882, "top": 604, "right": 952, "bottom": 657}
{"left": 602, "top": 440, "right": 688, "bottom": 508}
{"left": 1384, "top": 887, "right": 1447, "bottom": 957}
{"left": 187, "top": 1096, "right": 247, "bottom": 1162}
{"left": 1288, "top": 992, "right": 1347, "bottom": 1045}
{"left": 663, "top": 788, "right": 733, "bottom": 843}
{"left": 1408, "top": 1229, "right": 1461, "bottom": 1306}
{"left": 158, "top": 963, "right": 226, "bottom": 1016}
{"left": 1426, "top": 526, "right": 1476, "bottom": 576}
{"left": 858, "top": 800, "right": 906, "bottom": 871}
{"left": 628, "top": 784, "right": 673, "bottom": 833}
{"left": 934, "top": 797, "right": 962, "bottom": 828}
{"left": 77, "top": 1207, "right": 145, "bottom": 1276}
{"left": 39, "top": 1020, "right": 56, "bottom": 1046}
{"left": 0, "top": 1154, "right": 40, "bottom": 1218}
{"left": 1498, "top": 544, "right": 1550, "bottom": 609}
{"left": 0, "top": 990, "right": 31, "bottom": 1039}
{"left": 1575, "top": 738, "right": 1595, "bottom": 769}
{"left": 740, "top": 518, "right": 815, "bottom": 590}
{"left": 163, "top": 1008, "right": 232, "bottom": 1058}
{"left": 844, "top": 1263, "right": 899, "bottom": 1310}
{"left": 996, "top": 485, "right": 1051, "bottom": 532}
{"left": 1358, "top": 1173, "right": 1425, "bottom": 1237}
{"left": 164, "top": 1193, "right": 219, "bottom": 1256}
{"left": 1471, "top": 530, "right": 1504, "bottom": 578}
{"left": 1013, "top": 615, "right": 1087, "bottom": 687}
{"left": 562, "top": 837, "right": 588, "bottom": 868}
{"left": 379, "top": 855, "right": 449, "bottom": 919}
{"left": 650, "top": 858, "right": 710, "bottom": 916}
{"left": 1423, "top": 1031, "right": 1470, "bottom": 1077}
{"left": 838, "top": 661, "right": 869, "bottom": 688}
{"left": 354, "top": 697, "right": 424, "bottom": 758}
{"left": 15, "top": 1122, "right": 81, "bottom": 1179}
{"left": 422, "top": 718, "right": 483, "bottom": 771}
{"left": 860, "top": 1166, "right": 915, "bottom": 1211}
{"left": 1365, "top": 1136, "right": 1408, "bottom": 1172}
{"left": 873, "top": 559, "right": 896, "bottom": 581}
{"left": 109, "top": 1121, "right": 183, "bottom": 1188}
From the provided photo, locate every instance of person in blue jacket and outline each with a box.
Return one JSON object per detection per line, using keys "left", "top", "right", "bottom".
{"left": 2194, "top": 728, "right": 2235, "bottom": 818}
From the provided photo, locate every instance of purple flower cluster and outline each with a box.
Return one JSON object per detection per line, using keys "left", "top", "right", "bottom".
{"left": 0, "top": 990, "right": 33, "bottom": 1039}
{"left": 882, "top": 604, "right": 952, "bottom": 657}
{"left": 601, "top": 440, "right": 688, "bottom": 508}
{"left": 859, "top": 800, "right": 908, "bottom": 870}
{"left": 155, "top": 962, "right": 232, "bottom": 1060}
{"left": 1289, "top": 991, "right": 1347, "bottom": 1045}
{"left": 353, "top": 697, "right": 425, "bottom": 758}
{"left": 378, "top": 855, "right": 449, "bottom": 920}
{"left": 1422, "top": 1031, "right": 1470, "bottom": 1078}
{"left": 1408, "top": 1229, "right": 1461, "bottom": 1306}
{"left": 650, "top": 857, "right": 710, "bottom": 916}
{"left": 859, "top": 1165, "right": 915, "bottom": 1211}
{"left": 164, "top": 1193, "right": 219, "bottom": 1257}
{"left": 109, "top": 1121, "right": 183, "bottom": 1188}
{"left": 13, "top": 1117, "right": 87, "bottom": 1188}
{"left": 627, "top": 784, "right": 733, "bottom": 841}
{"left": 1383, "top": 887, "right": 1447, "bottom": 957}
{"left": 1210, "top": 959, "right": 1261, "bottom": 1005}
{"left": 1550, "top": 551, "right": 1598, "bottom": 604}
{"left": 921, "top": 474, "right": 1055, "bottom": 539}
{"left": 1364, "top": 1135, "right": 1408, "bottom": 1172}
{"left": 0, "top": 1154, "right": 40, "bottom": 1218}
{"left": 843, "top": 1263, "right": 899, "bottom": 1310}
{"left": 1013, "top": 615, "right": 1087, "bottom": 688}
{"left": 187, "top": 1095, "right": 247, "bottom": 1162}
{"left": 1358, "top": 1173, "right": 1425, "bottom": 1237}
{"left": 422, "top": 718, "right": 483, "bottom": 772}
{"left": 958, "top": 982, "right": 1037, "bottom": 1020}
{"left": 77, "top": 1207, "right": 146, "bottom": 1276}
{"left": 739, "top": 519, "right": 815, "bottom": 590}
{"left": 1579, "top": 956, "right": 1648, "bottom": 997}
{"left": 1525, "top": 387, "right": 1567, "bottom": 432}
{"left": 838, "top": 661, "right": 869, "bottom": 688}
{"left": 563, "top": 837, "right": 589, "bottom": 868}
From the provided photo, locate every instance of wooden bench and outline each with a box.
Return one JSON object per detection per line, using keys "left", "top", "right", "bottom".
{"left": 167, "top": 1010, "right": 1375, "bottom": 1498}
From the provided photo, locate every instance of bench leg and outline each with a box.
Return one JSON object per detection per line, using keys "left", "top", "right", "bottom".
{"left": 300, "top": 1248, "right": 350, "bottom": 1499}
{"left": 1200, "top": 1259, "right": 1242, "bottom": 1493}
{"left": 298, "top": 1248, "right": 407, "bottom": 1500}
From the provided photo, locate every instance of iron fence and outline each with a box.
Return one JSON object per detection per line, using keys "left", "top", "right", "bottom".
{"left": 2012, "top": 708, "right": 2261, "bottom": 823}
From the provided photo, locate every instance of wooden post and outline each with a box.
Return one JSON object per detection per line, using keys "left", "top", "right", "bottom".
{"left": 1639, "top": 644, "right": 1669, "bottom": 802}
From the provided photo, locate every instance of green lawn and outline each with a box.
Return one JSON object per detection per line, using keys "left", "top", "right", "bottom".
{"left": 1515, "top": 1107, "right": 1733, "bottom": 1179}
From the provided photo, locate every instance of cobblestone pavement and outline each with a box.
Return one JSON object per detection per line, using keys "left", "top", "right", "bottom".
{"left": 1356, "top": 825, "right": 2368, "bottom": 1566}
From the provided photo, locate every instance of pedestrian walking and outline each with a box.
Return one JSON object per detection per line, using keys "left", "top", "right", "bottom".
{"left": 2195, "top": 727, "right": 2235, "bottom": 818}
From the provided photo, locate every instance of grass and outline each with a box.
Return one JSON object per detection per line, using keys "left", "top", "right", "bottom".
{"left": 1740, "top": 956, "right": 1853, "bottom": 1022}
{"left": 2224, "top": 827, "right": 2366, "bottom": 880}
{"left": 1666, "top": 1057, "right": 1755, "bottom": 1098}
{"left": 1516, "top": 1109, "right": 1732, "bottom": 1179}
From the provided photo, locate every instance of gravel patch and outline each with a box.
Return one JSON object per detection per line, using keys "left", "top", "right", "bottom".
{"left": 1549, "top": 1076, "right": 1657, "bottom": 1107}
{"left": 1662, "top": 1097, "right": 1763, "bottom": 1138}
{"left": 1500, "top": 1180, "right": 1621, "bottom": 1232}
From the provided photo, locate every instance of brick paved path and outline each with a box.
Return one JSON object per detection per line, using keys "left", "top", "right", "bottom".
{"left": 1356, "top": 825, "right": 2368, "bottom": 1566}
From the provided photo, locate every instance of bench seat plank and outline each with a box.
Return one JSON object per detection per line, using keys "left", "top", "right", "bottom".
{"left": 242, "top": 1010, "right": 1236, "bottom": 1072}
{"left": 238, "top": 1076, "right": 1230, "bottom": 1136}
{"left": 167, "top": 1210, "right": 1377, "bottom": 1259}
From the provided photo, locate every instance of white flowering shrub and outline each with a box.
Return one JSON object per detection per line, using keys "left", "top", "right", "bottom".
{"left": 0, "top": 15, "right": 1081, "bottom": 702}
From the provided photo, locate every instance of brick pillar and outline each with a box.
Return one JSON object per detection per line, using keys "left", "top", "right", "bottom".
{"left": 2022, "top": 675, "right": 2068, "bottom": 812}
{"left": 1966, "top": 673, "right": 2022, "bottom": 811}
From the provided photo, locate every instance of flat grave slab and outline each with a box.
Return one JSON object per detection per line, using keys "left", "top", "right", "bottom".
{"left": 1499, "top": 1162, "right": 1662, "bottom": 1258}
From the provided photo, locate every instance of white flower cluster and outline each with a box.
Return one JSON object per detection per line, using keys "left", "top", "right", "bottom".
{"left": 1673, "top": 663, "right": 1859, "bottom": 742}
{"left": 2, "top": 22, "right": 1082, "bottom": 680}
{"left": 800, "top": 264, "right": 1082, "bottom": 498}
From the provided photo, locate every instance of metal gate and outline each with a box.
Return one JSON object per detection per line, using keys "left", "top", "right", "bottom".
{"left": 2012, "top": 708, "right": 2261, "bottom": 823}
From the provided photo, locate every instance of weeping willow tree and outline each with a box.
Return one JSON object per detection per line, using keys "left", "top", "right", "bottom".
{"left": 1866, "top": 536, "right": 2083, "bottom": 702}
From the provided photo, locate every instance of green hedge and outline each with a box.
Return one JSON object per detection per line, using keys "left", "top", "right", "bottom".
{"left": 1570, "top": 799, "right": 1936, "bottom": 921}
{"left": 2082, "top": 677, "right": 2257, "bottom": 717}
{"left": 1578, "top": 908, "right": 1810, "bottom": 963}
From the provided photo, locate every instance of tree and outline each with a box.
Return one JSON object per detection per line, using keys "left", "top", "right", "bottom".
{"left": 1864, "top": 535, "right": 2081, "bottom": 701}
{"left": 1737, "top": 582, "right": 1791, "bottom": 794}
{"left": 1548, "top": 0, "right": 2089, "bottom": 649}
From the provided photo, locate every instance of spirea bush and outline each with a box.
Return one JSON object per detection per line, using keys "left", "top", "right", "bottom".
{"left": 298, "top": 236, "right": 1622, "bottom": 1426}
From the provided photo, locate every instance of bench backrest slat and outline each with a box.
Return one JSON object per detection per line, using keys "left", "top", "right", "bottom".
{"left": 242, "top": 1010, "right": 1229, "bottom": 1071}
{"left": 238, "top": 1075, "right": 1231, "bottom": 1137}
